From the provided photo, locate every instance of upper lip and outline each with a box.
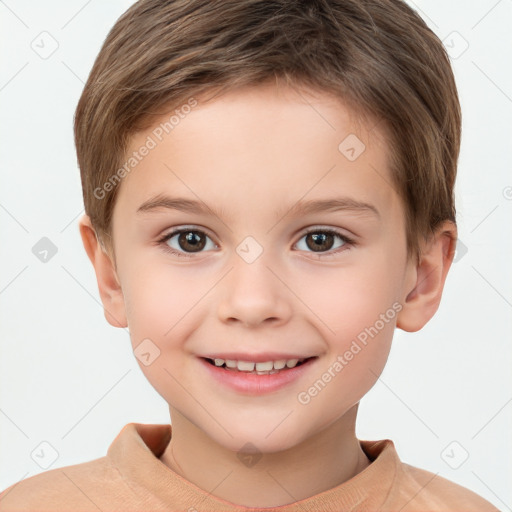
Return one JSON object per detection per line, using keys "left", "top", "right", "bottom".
{"left": 200, "top": 353, "right": 318, "bottom": 362}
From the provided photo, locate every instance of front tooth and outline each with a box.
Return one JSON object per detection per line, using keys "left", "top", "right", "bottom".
{"left": 286, "top": 358, "right": 299, "bottom": 368}
{"left": 237, "top": 360, "right": 255, "bottom": 371}
{"left": 214, "top": 358, "right": 225, "bottom": 367}
{"left": 273, "top": 360, "right": 286, "bottom": 370}
{"left": 225, "top": 359, "right": 237, "bottom": 368}
{"left": 255, "top": 361, "right": 274, "bottom": 371}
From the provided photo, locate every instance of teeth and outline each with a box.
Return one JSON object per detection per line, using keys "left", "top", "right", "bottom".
{"left": 255, "top": 361, "right": 273, "bottom": 371}
{"left": 237, "top": 361, "right": 255, "bottom": 371}
{"left": 210, "top": 357, "right": 306, "bottom": 372}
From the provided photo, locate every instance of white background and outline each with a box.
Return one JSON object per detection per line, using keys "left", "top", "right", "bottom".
{"left": 0, "top": 0, "right": 511, "bottom": 509}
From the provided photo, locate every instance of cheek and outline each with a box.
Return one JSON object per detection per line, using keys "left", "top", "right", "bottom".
{"left": 121, "top": 267, "right": 196, "bottom": 402}
{"left": 296, "top": 272, "right": 398, "bottom": 417}
{"left": 122, "top": 266, "right": 190, "bottom": 343}
{"left": 297, "top": 255, "right": 400, "bottom": 389}
{"left": 303, "top": 258, "right": 401, "bottom": 337}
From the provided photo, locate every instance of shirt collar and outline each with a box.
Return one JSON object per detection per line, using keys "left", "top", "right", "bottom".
{"left": 108, "top": 422, "right": 400, "bottom": 511}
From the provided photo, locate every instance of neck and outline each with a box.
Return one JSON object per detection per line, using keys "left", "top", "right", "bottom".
{"left": 159, "top": 405, "right": 371, "bottom": 508}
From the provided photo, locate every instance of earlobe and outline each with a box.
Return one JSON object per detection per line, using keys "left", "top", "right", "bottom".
{"left": 396, "top": 221, "right": 457, "bottom": 332}
{"left": 78, "top": 214, "right": 128, "bottom": 329}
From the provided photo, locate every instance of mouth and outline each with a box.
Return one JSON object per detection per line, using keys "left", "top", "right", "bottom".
{"left": 199, "top": 355, "right": 319, "bottom": 394}
{"left": 201, "top": 356, "right": 317, "bottom": 375}
{"left": 199, "top": 354, "right": 319, "bottom": 396}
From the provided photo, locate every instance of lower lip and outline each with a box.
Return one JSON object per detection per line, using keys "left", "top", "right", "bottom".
{"left": 199, "top": 357, "right": 317, "bottom": 395}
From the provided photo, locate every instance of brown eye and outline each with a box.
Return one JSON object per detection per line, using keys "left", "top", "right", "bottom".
{"left": 295, "top": 229, "right": 349, "bottom": 255}
{"left": 176, "top": 231, "right": 206, "bottom": 252}
{"left": 305, "top": 232, "right": 335, "bottom": 252}
{"left": 162, "top": 229, "right": 216, "bottom": 256}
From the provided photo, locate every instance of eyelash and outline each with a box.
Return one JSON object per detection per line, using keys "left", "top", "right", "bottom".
{"left": 156, "top": 226, "right": 355, "bottom": 259}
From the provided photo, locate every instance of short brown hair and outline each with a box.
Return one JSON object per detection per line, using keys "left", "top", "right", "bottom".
{"left": 74, "top": 0, "right": 461, "bottom": 258}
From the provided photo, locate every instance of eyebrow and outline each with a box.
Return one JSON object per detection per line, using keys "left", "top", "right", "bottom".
{"left": 136, "top": 194, "right": 380, "bottom": 220}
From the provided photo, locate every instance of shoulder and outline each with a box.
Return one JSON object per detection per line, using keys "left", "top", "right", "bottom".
{"left": 0, "top": 456, "right": 136, "bottom": 512}
{"left": 391, "top": 462, "right": 500, "bottom": 512}
{"left": 360, "top": 440, "right": 498, "bottom": 511}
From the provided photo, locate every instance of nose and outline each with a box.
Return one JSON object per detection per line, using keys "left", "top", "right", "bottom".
{"left": 217, "top": 253, "right": 293, "bottom": 328}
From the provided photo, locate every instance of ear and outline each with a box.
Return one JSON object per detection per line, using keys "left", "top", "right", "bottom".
{"left": 78, "top": 214, "right": 128, "bottom": 328}
{"left": 396, "top": 221, "right": 457, "bottom": 332}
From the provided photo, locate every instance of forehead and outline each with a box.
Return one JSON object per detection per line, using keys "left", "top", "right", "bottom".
{"left": 113, "top": 83, "right": 400, "bottom": 227}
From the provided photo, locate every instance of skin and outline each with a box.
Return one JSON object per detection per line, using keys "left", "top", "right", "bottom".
{"left": 79, "top": 82, "right": 456, "bottom": 508}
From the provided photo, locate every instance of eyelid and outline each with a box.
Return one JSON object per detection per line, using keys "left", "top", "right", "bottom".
{"left": 158, "top": 225, "right": 218, "bottom": 244}
{"left": 299, "top": 225, "right": 354, "bottom": 239}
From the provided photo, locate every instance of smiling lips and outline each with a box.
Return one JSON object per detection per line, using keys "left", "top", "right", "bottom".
{"left": 200, "top": 355, "right": 318, "bottom": 394}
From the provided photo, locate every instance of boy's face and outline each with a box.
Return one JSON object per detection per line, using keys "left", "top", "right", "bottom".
{"left": 105, "top": 84, "right": 417, "bottom": 452}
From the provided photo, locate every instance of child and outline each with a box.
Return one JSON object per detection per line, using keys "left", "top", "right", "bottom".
{"left": 0, "top": 0, "right": 500, "bottom": 510}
